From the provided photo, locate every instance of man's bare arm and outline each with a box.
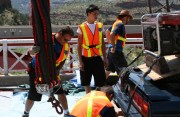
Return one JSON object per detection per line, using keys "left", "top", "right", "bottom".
{"left": 77, "top": 33, "right": 84, "bottom": 70}
{"left": 110, "top": 32, "right": 116, "bottom": 53}
{"left": 102, "top": 37, "right": 107, "bottom": 60}
{"left": 106, "top": 29, "right": 111, "bottom": 44}
{"left": 110, "top": 32, "right": 116, "bottom": 48}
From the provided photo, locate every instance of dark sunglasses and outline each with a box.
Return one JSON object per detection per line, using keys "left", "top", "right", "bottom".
{"left": 63, "top": 36, "right": 69, "bottom": 42}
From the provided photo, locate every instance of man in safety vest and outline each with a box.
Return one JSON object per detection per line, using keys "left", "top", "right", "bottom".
{"left": 106, "top": 10, "right": 133, "bottom": 77}
{"left": 70, "top": 86, "right": 122, "bottom": 117}
{"left": 77, "top": 4, "right": 107, "bottom": 94}
{"left": 22, "top": 26, "right": 74, "bottom": 117}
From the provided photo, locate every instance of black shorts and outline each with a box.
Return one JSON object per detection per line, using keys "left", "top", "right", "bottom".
{"left": 106, "top": 49, "right": 128, "bottom": 74}
{"left": 80, "top": 56, "right": 106, "bottom": 87}
{"left": 27, "top": 62, "right": 64, "bottom": 101}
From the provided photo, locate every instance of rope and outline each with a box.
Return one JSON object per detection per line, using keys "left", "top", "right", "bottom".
{"left": 30, "top": 0, "right": 63, "bottom": 114}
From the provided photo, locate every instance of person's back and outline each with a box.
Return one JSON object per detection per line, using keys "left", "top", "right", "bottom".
{"left": 71, "top": 91, "right": 113, "bottom": 117}
{"left": 70, "top": 86, "right": 118, "bottom": 117}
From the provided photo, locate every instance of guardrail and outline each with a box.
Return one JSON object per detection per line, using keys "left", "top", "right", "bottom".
{"left": 0, "top": 38, "right": 143, "bottom": 75}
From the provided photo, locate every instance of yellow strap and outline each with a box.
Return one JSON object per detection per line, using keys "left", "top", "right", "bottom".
{"left": 81, "top": 23, "right": 91, "bottom": 57}
{"left": 97, "top": 23, "right": 103, "bottom": 55}
{"left": 82, "top": 44, "right": 102, "bottom": 49}
{"left": 96, "top": 44, "right": 102, "bottom": 49}
{"left": 82, "top": 44, "right": 89, "bottom": 49}
{"left": 117, "top": 36, "right": 126, "bottom": 42}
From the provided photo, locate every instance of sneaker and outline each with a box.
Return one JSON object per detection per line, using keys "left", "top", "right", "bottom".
{"left": 64, "top": 114, "right": 70, "bottom": 117}
{"left": 22, "top": 111, "right": 29, "bottom": 117}
{"left": 22, "top": 114, "right": 29, "bottom": 117}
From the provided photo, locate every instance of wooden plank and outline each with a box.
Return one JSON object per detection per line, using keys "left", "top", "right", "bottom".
{"left": 138, "top": 55, "right": 180, "bottom": 81}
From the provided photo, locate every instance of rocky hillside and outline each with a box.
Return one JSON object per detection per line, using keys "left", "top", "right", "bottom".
{"left": 0, "top": 9, "right": 29, "bottom": 25}
{"left": 0, "top": 0, "right": 29, "bottom": 25}
{"left": 48, "top": 0, "right": 180, "bottom": 25}
{"left": 1, "top": 0, "right": 180, "bottom": 25}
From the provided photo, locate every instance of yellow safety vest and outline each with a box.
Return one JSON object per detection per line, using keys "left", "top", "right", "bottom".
{"left": 112, "top": 19, "right": 126, "bottom": 47}
{"left": 70, "top": 91, "right": 113, "bottom": 117}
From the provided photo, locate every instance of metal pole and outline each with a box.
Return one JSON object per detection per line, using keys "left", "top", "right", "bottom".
{"left": 2, "top": 39, "right": 8, "bottom": 75}
{"left": 147, "top": 0, "right": 152, "bottom": 13}
{"left": 166, "top": 0, "right": 170, "bottom": 12}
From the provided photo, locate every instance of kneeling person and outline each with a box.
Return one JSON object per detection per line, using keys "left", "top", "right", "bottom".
{"left": 70, "top": 86, "right": 122, "bottom": 117}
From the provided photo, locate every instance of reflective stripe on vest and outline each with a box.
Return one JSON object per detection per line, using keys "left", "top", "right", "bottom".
{"left": 97, "top": 23, "right": 103, "bottom": 56}
{"left": 80, "top": 22, "right": 103, "bottom": 57}
{"left": 87, "top": 91, "right": 108, "bottom": 117}
{"left": 112, "top": 19, "right": 127, "bottom": 47}
{"left": 56, "top": 43, "right": 69, "bottom": 66}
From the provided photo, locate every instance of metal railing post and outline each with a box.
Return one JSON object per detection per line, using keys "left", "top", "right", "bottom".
{"left": 2, "top": 39, "right": 8, "bottom": 75}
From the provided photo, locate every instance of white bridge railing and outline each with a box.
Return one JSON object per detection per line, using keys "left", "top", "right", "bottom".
{"left": 0, "top": 38, "right": 143, "bottom": 75}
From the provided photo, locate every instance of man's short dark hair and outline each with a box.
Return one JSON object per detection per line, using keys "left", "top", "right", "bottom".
{"left": 86, "top": 4, "right": 99, "bottom": 15}
{"left": 101, "top": 86, "right": 114, "bottom": 97}
{"left": 58, "top": 26, "right": 74, "bottom": 36}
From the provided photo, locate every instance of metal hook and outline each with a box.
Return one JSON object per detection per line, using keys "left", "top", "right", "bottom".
{"left": 47, "top": 95, "right": 63, "bottom": 114}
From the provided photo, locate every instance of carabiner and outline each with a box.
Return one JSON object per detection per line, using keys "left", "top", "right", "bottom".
{"left": 48, "top": 95, "right": 63, "bottom": 114}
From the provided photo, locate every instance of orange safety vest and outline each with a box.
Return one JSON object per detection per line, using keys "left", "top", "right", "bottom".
{"left": 80, "top": 22, "right": 103, "bottom": 57}
{"left": 112, "top": 19, "right": 126, "bottom": 47}
{"left": 70, "top": 91, "right": 113, "bottom": 117}
{"left": 52, "top": 34, "right": 69, "bottom": 66}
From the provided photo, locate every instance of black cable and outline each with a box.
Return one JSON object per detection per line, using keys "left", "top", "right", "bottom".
{"left": 125, "top": 57, "right": 159, "bottom": 117}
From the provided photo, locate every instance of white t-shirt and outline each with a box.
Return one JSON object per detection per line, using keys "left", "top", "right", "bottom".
{"left": 77, "top": 22, "right": 104, "bottom": 35}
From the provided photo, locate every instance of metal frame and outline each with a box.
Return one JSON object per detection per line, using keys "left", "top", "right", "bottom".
{"left": 0, "top": 38, "right": 143, "bottom": 75}
{"left": 141, "top": 11, "right": 180, "bottom": 56}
